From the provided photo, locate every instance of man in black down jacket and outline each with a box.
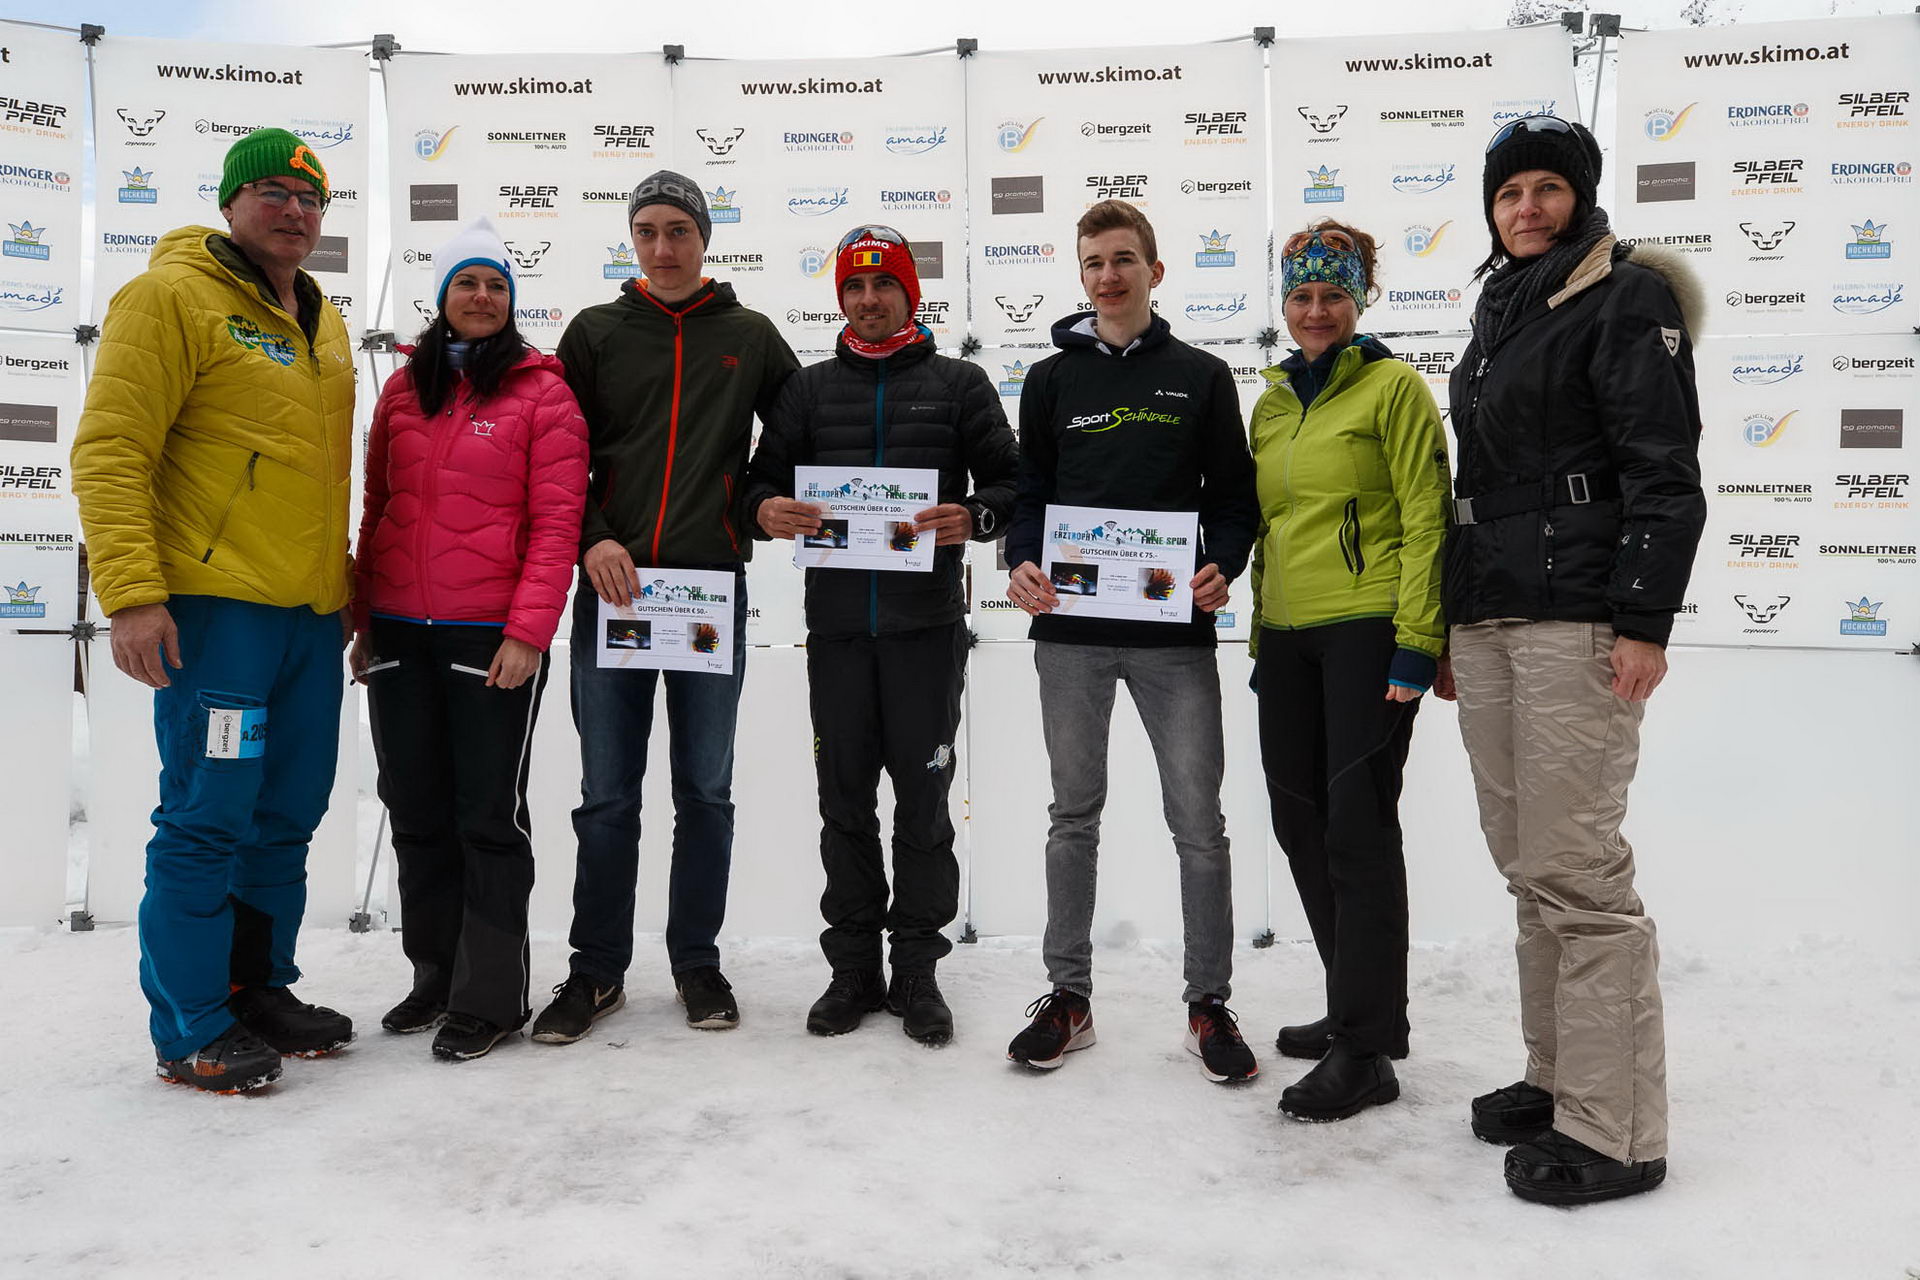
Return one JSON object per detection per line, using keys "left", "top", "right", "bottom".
{"left": 745, "top": 226, "right": 1017, "bottom": 1045}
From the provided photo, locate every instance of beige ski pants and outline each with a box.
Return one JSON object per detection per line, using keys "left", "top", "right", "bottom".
{"left": 1451, "top": 619, "right": 1668, "bottom": 1162}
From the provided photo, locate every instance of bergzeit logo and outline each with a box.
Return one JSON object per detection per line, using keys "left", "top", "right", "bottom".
{"left": 1636, "top": 162, "right": 1696, "bottom": 203}
{"left": 1846, "top": 220, "right": 1891, "bottom": 259}
{"left": 1404, "top": 221, "right": 1451, "bottom": 257}
{"left": 1832, "top": 353, "right": 1913, "bottom": 374}
{"left": 1180, "top": 178, "right": 1253, "bottom": 199}
{"left": 786, "top": 186, "right": 849, "bottom": 217}
{"left": 1725, "top": 288, "right": 1806, "bottom": 313}
{"left": 784, "top": 307, "right": 841, "bottom": 327}
{"left": 1730, "top": 352, "right": 1804, "bottom": 384}
{"left": 884, "top": 126, "right": 947, "bottom": 155}
{"left": 1741, "top": 409, "right": 1798, "bottom": 446}
{"left": 996, "top": 119, "right": 1042, "bottom": 153}
{"left": 1728, "top": 101, "right": 1809, "bottom": 128}
{"left": 1830, "top": 282, "right": 1904, "bottom": 315}
{"left": 1081, "top": 120, "right": 1151, "bottom": 140}
{"left": 1194, "top": 231, "right": 1235, "bottom": 268}
{"left": 1304, "top": 166, "right": 1345, "bottom": 204}
{"left": 1390, "top": 162, "right": 1456, "bottom": 195}
{"left": 1643, "top": 104, "right": 1697, "bottom": 141}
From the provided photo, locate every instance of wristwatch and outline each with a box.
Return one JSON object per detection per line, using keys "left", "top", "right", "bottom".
{"left": 966, "top": 500, "right": 995, "bottom": 538}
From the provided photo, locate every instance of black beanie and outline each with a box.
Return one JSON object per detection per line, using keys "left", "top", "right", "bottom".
{"left": 1482, "top": 119, "right": 1602, "bottom": 243}
{"left": 628, "top": 169, "right": 712, "bottom": 246}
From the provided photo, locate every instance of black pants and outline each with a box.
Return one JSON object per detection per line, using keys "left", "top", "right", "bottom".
{"left": 807, "top": 622, "right": 967, "bottom": 974}
{"left": 366, "top": 618, "right": 549, "bottom": 1028}
{"left": 1256, "top": 618, "right": 1417, "bottom": 1056}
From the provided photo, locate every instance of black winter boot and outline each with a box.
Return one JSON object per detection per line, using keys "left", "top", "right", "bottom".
{"left": 806, "top": 969, "right": 887, "bottom": 1036}
{"left": 1279, "top": 1041, "right": 1400, "bottom": 1121}
{"left": 887, "top": 970, "right": 953, "bottom": 1046}
{"left": 1505, "top": 1129, "right": 1668, "bottom": 1205}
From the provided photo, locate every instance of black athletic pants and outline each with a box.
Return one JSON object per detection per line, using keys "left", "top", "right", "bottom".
{"left": 366, "top": 618, "right": 549, "bottom": 1028}
{"left": 1256, "top": 618, "right": 1417, "bottom": 1057}
{"left": 807, "top": 621, "right": 967, "bottom": 975}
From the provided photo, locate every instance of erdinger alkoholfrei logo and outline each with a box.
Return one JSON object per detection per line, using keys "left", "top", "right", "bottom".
{"left": 1298, "top": 105, "right": 1347, "bottom": 137}
{"left": 696, "top": 128, "right": 745, "bottom": 157}
{"left": 1728, "top": 101, "right": 1809, "bottom": 128}
{"left": 117, "top": 108, "right": 164, "bottom": 139}
{"left": 1829, "top": 161, "right": 1913, "bottom": 186}
{"left": 706, "top": 186, "right": 741, "bottom": 225}
{"left": 117, "top": 167, "right": 157, "bottom": 204}
{"left": 1194, "top": 230, "right": 1235, "bottom": 268}
{"left": 604, "top": 243, "right": 636, "bottom": 280}
{"left": 1404, "top": 221, "right": 1451, "bottom": 257}
{"left": 1846, "top": 220, "right": 1891, "bottom": 259}
{"left": 996, "top": 119, "right": 1042, "bottom": 153}
{"left": 884, "top": 126, "right": 948, "bottom": 155}
{"left": 2, "top": 221, "right": 47, "bottom": 261}
{"left": 0, "top": 164, "right": 70, "bottom": 194}
{"left": 414, "top": 127, "right": 457, "bottom": 160}
{"left": 1740, "top": 221, "right": 1795, "bottom": 252}
{"left": 783, "top": 129, "right": 854, "bottom": 153}
{"left": 998, "top": 360, "right": 1030, "bottom": 396}
{"left": 1741, "top": 409, "right": 1798, "bottom": 447}
{"left": 0, "top": 581, "right": 43, "bottom": 620}
{"left": 1840, "top": 597, "right": 1888, "bottom": 636}
{"left": 994, "top": 294, "right": 1043, "bottom": 325}
{"left": 512, "top": 305, "right": 564, "bottom": 329}
{"left": 1643, "top": 103, "right": 1696, "bottom": 141}
{"left": 1304, "top": 166, "right": 1345, "bottom": 204}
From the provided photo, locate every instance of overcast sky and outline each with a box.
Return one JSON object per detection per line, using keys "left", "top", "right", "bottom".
{"left": 10, "top": 0, "right": 1912, "bottom": 56}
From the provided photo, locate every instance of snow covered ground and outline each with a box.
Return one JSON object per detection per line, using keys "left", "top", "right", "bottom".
{"left": 2, "top": 924, "right": 1915, "bottom": 1279}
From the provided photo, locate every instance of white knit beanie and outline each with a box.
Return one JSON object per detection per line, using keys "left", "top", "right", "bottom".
{"left": 432, "top": 216, "right": 514, "bottom": 309}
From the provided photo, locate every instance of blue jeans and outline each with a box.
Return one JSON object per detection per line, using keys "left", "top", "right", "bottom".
{"left": 1033, "top": 641, "right": 1234, "bottom": 1003}
{"left": 140, "top": 595, "right": 344, "bottom": 1060}
{"left": 566, "top": 569, "right": 748, "bottom": 981}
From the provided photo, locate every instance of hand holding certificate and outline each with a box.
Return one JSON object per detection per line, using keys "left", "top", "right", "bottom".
{"left": 790, "top": 466, "right": 941, "bottom": 573}
{"left": 1023, "top": 504, "right": 1202, "bottom": 624}
{"left": 596, "top": 568, "right": 737, "bottom": 674}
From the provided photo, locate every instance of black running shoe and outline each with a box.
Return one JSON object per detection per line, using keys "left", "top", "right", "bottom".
{"left": 229, "top": 985, "right": 355, "bottom": 1057}
{"left": 431, "top": 1013, "right": 518, "bottom": 1062}
{"left": 1006, "top": 989, "right": 1094, "bottom": 1069}
{"left": 1471, "top": 1080, "right": 1555, "bottom": 1144}
{"left": 887, "top": 969, "right": 953, "bottom": 1046}
{"left": 807, "top": 969, "right": 887, "bottom": 1036}
{"left": 1186, "top": 999, "right": 1258, "bottom": 1083}
{"left": 675, "top": 966, "right": 739, "bottom": 1030}
{"left": 530, "top": 973, "right": 625, "bottom": 1045}
{"left": 155, "top": 1024, "right": 283, "bottom": 1093}
{"left": 381, "top": 994, "right": 445, "bottom": 1035}
{"left": 1505, "top": 1129, "right": 1668, "bottom": 1205}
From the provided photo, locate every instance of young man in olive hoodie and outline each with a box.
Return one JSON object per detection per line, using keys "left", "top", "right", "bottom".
{"left": 1001, "top": 201, "right": 1262, "bottom": 1083}
{"left": 533, "top": 171, "right": 798, "bottom": 1042}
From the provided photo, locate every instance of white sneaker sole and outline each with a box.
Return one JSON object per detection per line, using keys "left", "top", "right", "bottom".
{"left": 1185, "top": 1028, "right": 1258, "bottom": 1083}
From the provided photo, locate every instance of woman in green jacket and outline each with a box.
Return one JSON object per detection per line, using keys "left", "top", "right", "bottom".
{"left": 1251, "top": 221, "right": 1450, "bottom": 1122}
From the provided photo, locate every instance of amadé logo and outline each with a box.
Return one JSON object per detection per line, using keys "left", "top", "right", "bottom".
{"left": 787, "top": 186, "right": 850, "bottom": 217}
{"left": 884, "top": 126, "right": 947, "bottom": 155}
{"left": 1830, "top": 283, "right": 1904, "bottom": 315}
{"left": 1184, "top": 292, "right": 1249, "bottom": 324}
{"left": 1730, "top": 352, "right": 1804, "bottom": 384}
{"left": 1390, "top": 163, "right": 1456, "bottom": 195}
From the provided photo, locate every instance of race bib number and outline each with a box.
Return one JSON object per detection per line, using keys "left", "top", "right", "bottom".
{"left": 205, "top": 707, "right": 268, "bottom": 759}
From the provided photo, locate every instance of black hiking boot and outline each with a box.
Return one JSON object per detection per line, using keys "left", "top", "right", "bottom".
{"left": 155, "top": 1024, "right": 283, "bottom": 1093}
{"left": 228, "top": 985, "right": 354, "bottom": 1057}
{"left": 381, "top": 994, "right": 445, "bottom": 1035}
{"left": 888, "top": 970, "right": 954, "bottom": 1046}
{"left": 806, "top": 969, "right": 887, "bottom": 1036}
{"left": 1275, "top": 1015, "right": 1409, "bottom": 1061}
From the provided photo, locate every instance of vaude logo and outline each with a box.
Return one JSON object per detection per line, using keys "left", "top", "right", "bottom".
{"left": 1830, "top": 161, "right": 1913, "bottom": 185}
{"left": 1832, "top": 355, "right": 1915, "bottom": 373}
{"left": 1740, "top": 221, "right": 1795, "bottom": 252}
{"left": 1636, "top": 162, "right": 1695, "bottom": 203}
{"left": 1726, "top": 289, "right": 1806, "bottom": 309}
{"left": 1180, "top": 178, "right": 1253, "bottom": 197}
{"left": 994, "top": 295, "right": 1044, "bottom": 324}
{"left": 1731, "top": 353, "right": 1805, "bottom": 384}
{"left": 1298, "top": 105, "right": 1347, "bottom": 136}
{"left": 1390, "top": 163, "right": 1456, "bottom": 195}
{"left": 884, "top": 126, "right": 948, "bottom": 155}
{"left": 1081, "top": 121, "right": 1151, "bottom": 139}
{"left": 1830, "top": 283, "right": 1905, "bottom": 315}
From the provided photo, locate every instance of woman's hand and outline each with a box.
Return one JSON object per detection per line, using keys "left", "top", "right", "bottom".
{"left": 348, "top": 633, "right": 374, "bottom": 684}
{"left": 487, "top": 637, "right": 542, "bottom": 689}
{"left": 1384, "top": 684, "right": 1421, "bottom": 702}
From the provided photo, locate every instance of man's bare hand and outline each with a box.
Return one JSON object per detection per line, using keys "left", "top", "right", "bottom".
{"left": 757, "top": 497, "right": 826, "bottom": 540}
{"left": 1008, "top": 561, "right": 1059, "bottom": 616}
{"left": 1610, "top": 636, "right": 1668, "bottom": 702}
{"left": 110, "top": 602, "right": 182, "bottom": 689}
{"left": 583, "top": 539, "right": 640, "bottom": 606}
{"left": 912, "top": 503, "right": 974, "bottom": 547}
{"left": 1190, "top": 563, "right": 1230, "bottom": 614}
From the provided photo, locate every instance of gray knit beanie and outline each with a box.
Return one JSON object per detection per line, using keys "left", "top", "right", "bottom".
{"left": 627, "top": 169, "right": 711, "bottom": 245}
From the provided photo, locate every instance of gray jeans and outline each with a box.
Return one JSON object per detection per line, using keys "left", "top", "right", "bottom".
{"left": 1034, "top": 641, "right": 1234, "bottom": 1003}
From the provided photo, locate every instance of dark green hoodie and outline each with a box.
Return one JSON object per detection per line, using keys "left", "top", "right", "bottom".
{"left": 557, "top": 277, "right": 798, "bottom": 570}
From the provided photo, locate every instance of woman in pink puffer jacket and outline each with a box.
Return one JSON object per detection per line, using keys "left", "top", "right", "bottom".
{"left": 348, "top": 217, "right": 587, "bottom": 1062}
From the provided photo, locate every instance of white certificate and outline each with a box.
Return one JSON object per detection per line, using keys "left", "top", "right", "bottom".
{"left": 791, "top": 465, "right": 939, "bottom": 573}
{"left": 595, "top": 568, "right": 736, "bottom": 674}
{"left": 1040, "top": 504, "right": 1199, "bottom": 624}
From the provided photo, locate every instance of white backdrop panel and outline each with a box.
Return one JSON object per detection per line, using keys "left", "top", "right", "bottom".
{"left": 965, "top": 44, "right": 1267, "bottom": 346}
{"left": 672, "top": 56, "right": 966, "bottom": 349}
{"left": 90, "top": 37, "right": 371, "bottom": 340}
{"left": 1271, "top": 25, "right": 1578, "bottom": 335}
{"left": 1613, "top": 14, "right": 1920, "bottom": 338}
{"left": 0, "top": 329, "right": 81, "bottom": 631}
{"left": 0, "top": 632, "right": 71, "bottom": 924}
{"left": 0, "top": 21, "right": 84, "bottom": 331}
{"left": 383, "top": 53, "right": 672, "bottom": 350}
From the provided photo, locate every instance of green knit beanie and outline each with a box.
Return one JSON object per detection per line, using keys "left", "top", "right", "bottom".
{"left": 218, "top": 128, "right": 330, "bottom": 208}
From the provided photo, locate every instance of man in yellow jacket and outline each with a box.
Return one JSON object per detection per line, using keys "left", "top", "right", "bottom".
{"left": 72, "top": 128, "right": 357, "bottom": 1093}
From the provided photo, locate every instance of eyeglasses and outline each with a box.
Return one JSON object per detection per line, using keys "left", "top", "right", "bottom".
{"left": 837, "top": 224, "right": 907, "bottom": 251}
{"left": 1282, "top": 228, "right": 1357, "bottom": 258}
{"left": 244, "top": 181, "right": 327, "bottom": 213}
{"left": 1485, "top": 114, "right": 1575, "bottom": 154}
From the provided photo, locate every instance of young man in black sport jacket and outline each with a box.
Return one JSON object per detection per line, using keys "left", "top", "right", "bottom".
{"left": 1000, "top": 200, "right": 1261, "bottom": 1083}
{"left": 746, "top": 226, "right": 1017, "bottom": 1045}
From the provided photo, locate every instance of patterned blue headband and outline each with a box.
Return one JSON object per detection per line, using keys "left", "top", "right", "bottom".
{"left": 1281, "top": 231, "right": 1368, "bottom": 313}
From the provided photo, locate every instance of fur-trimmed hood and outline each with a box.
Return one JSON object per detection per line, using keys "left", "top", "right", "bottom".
{"left": 1550, "top": 236, "right": 1707, "bottom": 339}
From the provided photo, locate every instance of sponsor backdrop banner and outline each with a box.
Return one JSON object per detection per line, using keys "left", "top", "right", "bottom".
{"left": 90, "top": 37, "right": 371, "bottom": 339}
{"left": 1271, "top": 26, "right": 1578, "bottom": 335}
{"left": 965, "top": 44, "right": 1266, "bottom": 347}
{"left": 1684, "top": 332, "right": 1915, "bottom": 649}
{"left": 673, "top": 56, "right": 966, "bottom": 352}
{"left": 0, "top": 329, "right": 80, "bottom": 631}
{"left": 384, "top": 53, "right": 672, "bottom": 351}
{"left": 1613, "top": 15, "right": 1920, "bottom": 339}
{"left": 0, "top": 21, "right": 85, "bottom": 333}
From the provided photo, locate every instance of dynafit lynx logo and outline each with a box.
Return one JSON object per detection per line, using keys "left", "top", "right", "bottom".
{"left": 0, "top": 580, "right": 43, "bottom": 619}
